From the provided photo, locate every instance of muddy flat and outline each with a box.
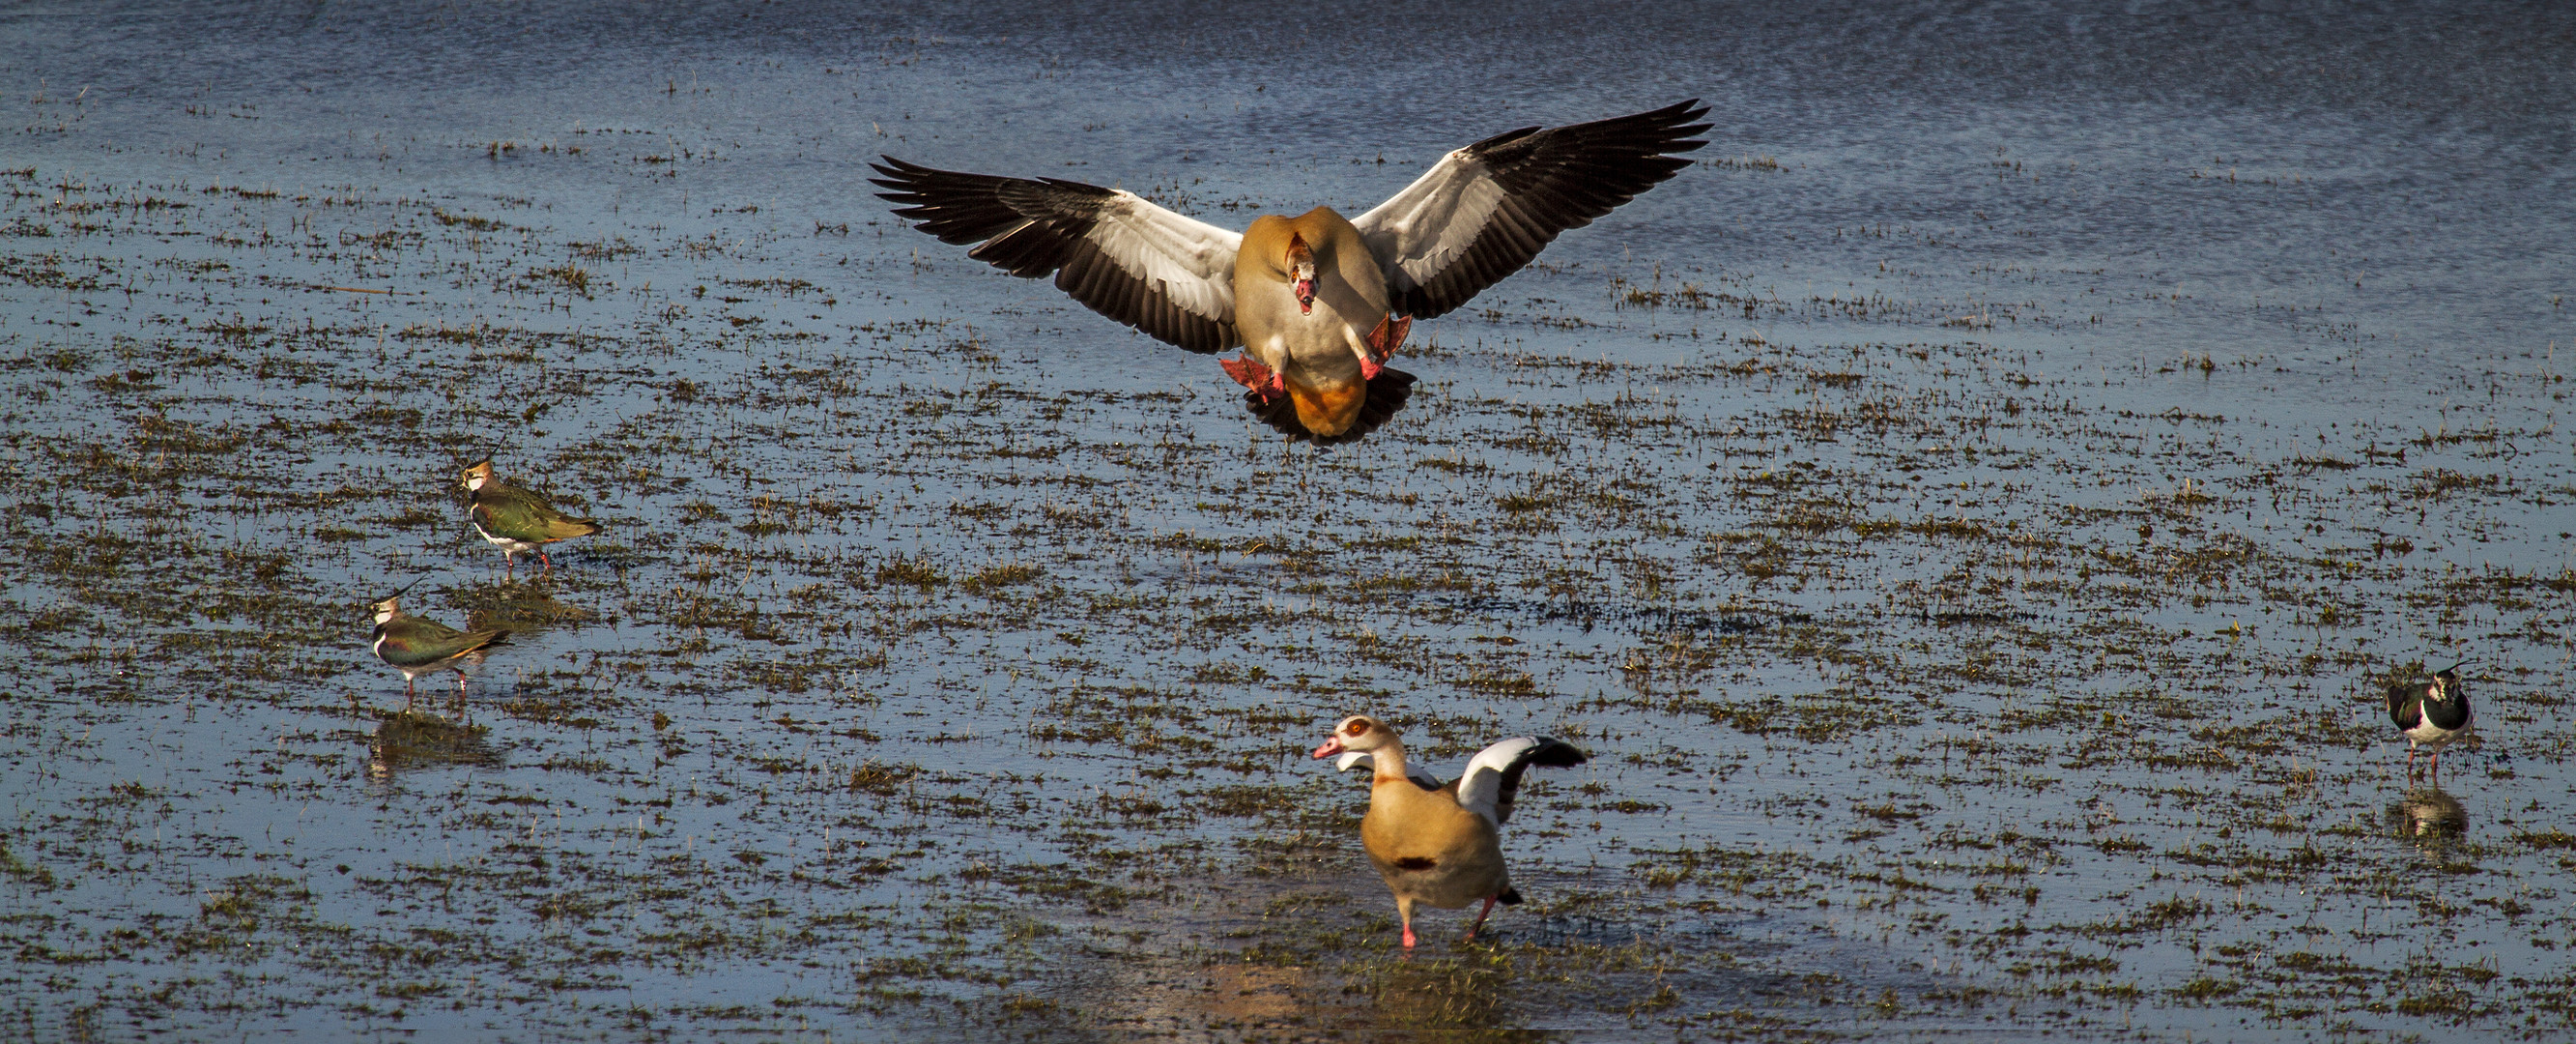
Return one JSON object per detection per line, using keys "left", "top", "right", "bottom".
{"left": 4, "top": 2, "right": 2574, "bottom": 1040}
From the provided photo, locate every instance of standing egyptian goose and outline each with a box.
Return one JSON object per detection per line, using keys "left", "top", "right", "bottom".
{"left": 369, "top": 590, "right": 508, "bottom": 709}
{"left": 873, "top": 102, "right": 1708, "bottom": 444}
{"left": 460, "top": 460, "right": 602, "bottom": 574}
{"left": 2386, "top": 662, "right": 2472, "bottom": 782}
{"left": 1311, "top": 715, "right": 1587, "bottom": 947}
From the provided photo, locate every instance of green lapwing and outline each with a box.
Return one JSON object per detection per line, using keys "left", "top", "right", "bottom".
{"left": 1311, "top": 715, "right": 1587, "bottom": 948}
{"left": 2386, "top": 662, "right": 2472, "bottom": 783}
{"left": 460, "top": 459, "right": 602, "bottom": 574}
{"left": 370, "top": 588, "right": 508, "bottom": 709}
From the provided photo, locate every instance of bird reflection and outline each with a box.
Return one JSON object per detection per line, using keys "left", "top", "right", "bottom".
{"left": 1099, "top": 954, "right": 1528, "bottom": 1041}
{"left": 1360, "top": 955, "right": 1524, "bottom": 1033}
{"left": 456, "top": 578, "right": 598, "bottom": 635}
{"left": 1105, "top": 962, "right": 1316, "bottom": 1041}
{"left": 366, "top": 710, "right": 500, "bottom": 780}
{"left": 2387, "top": 787, "right": 2468, "bottom": 855}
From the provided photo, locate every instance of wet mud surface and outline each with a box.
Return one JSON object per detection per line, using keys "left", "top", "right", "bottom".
{"left": 4, "top": 2, "right": 2575, "bottom": 1040}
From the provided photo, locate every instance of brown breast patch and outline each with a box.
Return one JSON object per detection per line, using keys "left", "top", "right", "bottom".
{"left": 1392, "top": 856, "right": 1437, "bottom": 872}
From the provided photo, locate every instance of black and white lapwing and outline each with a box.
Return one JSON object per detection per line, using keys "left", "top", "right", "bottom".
{"left": 1311, "top": 715, "right": 1587, "bottom": 948}
{"left": 370, "top": 586, "right": 508, "bottom": 709}
{"left": 459, "top": 460, "right": 602, "bottom": 574}
{"left": 2386, "top": 662, "right": 2472, "bottom": 783}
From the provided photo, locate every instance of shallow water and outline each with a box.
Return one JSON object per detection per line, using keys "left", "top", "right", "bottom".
{"left": 4, "top": 1, "right": 2575, "bottom": 1040}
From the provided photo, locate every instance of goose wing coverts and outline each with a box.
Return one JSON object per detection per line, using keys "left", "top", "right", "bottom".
{"left": 870, "top": 158, "right": 1244, "bottom": 353}
{"left": 1352, "top": 100, "right": 1710, "bottom": 319}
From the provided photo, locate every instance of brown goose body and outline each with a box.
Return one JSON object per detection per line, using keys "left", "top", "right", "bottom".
{"left": 1233, "top": 209, "right": 1389, "bottom": 438}
{"left": 1313, "top": 714, "right": 1587, "bottom": 947}
{"left": 1360, "top": 770, "right": 1510, "bottom": 916}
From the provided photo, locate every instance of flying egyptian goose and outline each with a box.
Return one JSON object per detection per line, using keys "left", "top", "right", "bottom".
{"left": 1311, "top": 715, "right": 1587, "bottom": 947}
{"left": 369, "top": 590, "right": 508, "bottom": 709}
{"left": 460, "top": 460, "right": 602, "bottom": 574}
{"left": 873, "top": 101, "right": 1709, "bottom": 444}
{"left": 2386, "top": 662, "right": 2472, "bottom": 782}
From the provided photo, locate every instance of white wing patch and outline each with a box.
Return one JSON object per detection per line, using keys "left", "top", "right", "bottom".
{"left": 1352, "top": 150, "right": 1507, "bottom": 292}
{"left": 1086, "top": 191, "right": 1242, "bottom": 324}
{"left": 1454, "top": 737, "right": 1543, "bottom": 827}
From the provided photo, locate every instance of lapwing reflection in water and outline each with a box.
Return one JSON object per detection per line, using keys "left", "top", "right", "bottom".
{"left": 2387, "top": 788, "right": 2469, "bottom": 856}
{"left": 452, "top": 580, "right": 598, "bottom": 636}
{"left": 366, "top": 710, "right": 499, "bottom": 780}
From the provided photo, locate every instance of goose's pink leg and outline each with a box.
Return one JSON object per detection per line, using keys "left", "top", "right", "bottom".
{"left": 1464, "top": 895, "right": 1499, "bottom": 942}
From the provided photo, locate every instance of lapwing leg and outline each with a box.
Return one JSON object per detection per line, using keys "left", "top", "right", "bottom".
{"left": 538, "top": 547, "right": 555, "bottom": 572}
{"left": 1464, "top": 895, "right": 1500, "bottom": 942}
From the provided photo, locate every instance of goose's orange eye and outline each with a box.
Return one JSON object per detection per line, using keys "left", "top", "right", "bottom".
{"left": 1345, "top": 720, "right": 1370, "bottom": 737}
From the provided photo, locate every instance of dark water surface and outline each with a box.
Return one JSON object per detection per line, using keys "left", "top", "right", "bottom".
{"left": 5, "top": 2, "right": 2574, "bottom": 1040}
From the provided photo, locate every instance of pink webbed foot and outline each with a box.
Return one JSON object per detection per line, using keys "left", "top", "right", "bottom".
{"left": 1358, "top": 314, "right": 1410, "bottom": 381}
{"left": 1219, "top": 355, "right": 1282, "bottom": 402}
{"left": 1401, "top": 925, "right": 1417, "bottom": 949}
{"left": 1369, "top": 314, "right": 1411, "bottom": 355}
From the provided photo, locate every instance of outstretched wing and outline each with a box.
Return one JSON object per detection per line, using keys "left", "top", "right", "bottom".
{"left": 1455, "top": 737, "right": 1588, "bottom": 827}
{"left": 1351, "top": 101, "right": 1710, "bottom": 320}
{"left": 872, "top": 158, "right": 1243, "bottom": 353}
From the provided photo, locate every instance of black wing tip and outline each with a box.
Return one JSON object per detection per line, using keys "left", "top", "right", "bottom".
{"left": 1496, "top": 887, "right": 1524, "bottom": 906}
{"left": 868, "top": 156, "right": 938, "bottom": 184}
{"left": 1463, "top": 124, "right": 1546, "bottom": 153}
{"left": 1242, "top": 367, "right": 1418, "bottom": 446}
{"left": 1525, "top": 737, "right": 1589, "bottom": 768}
